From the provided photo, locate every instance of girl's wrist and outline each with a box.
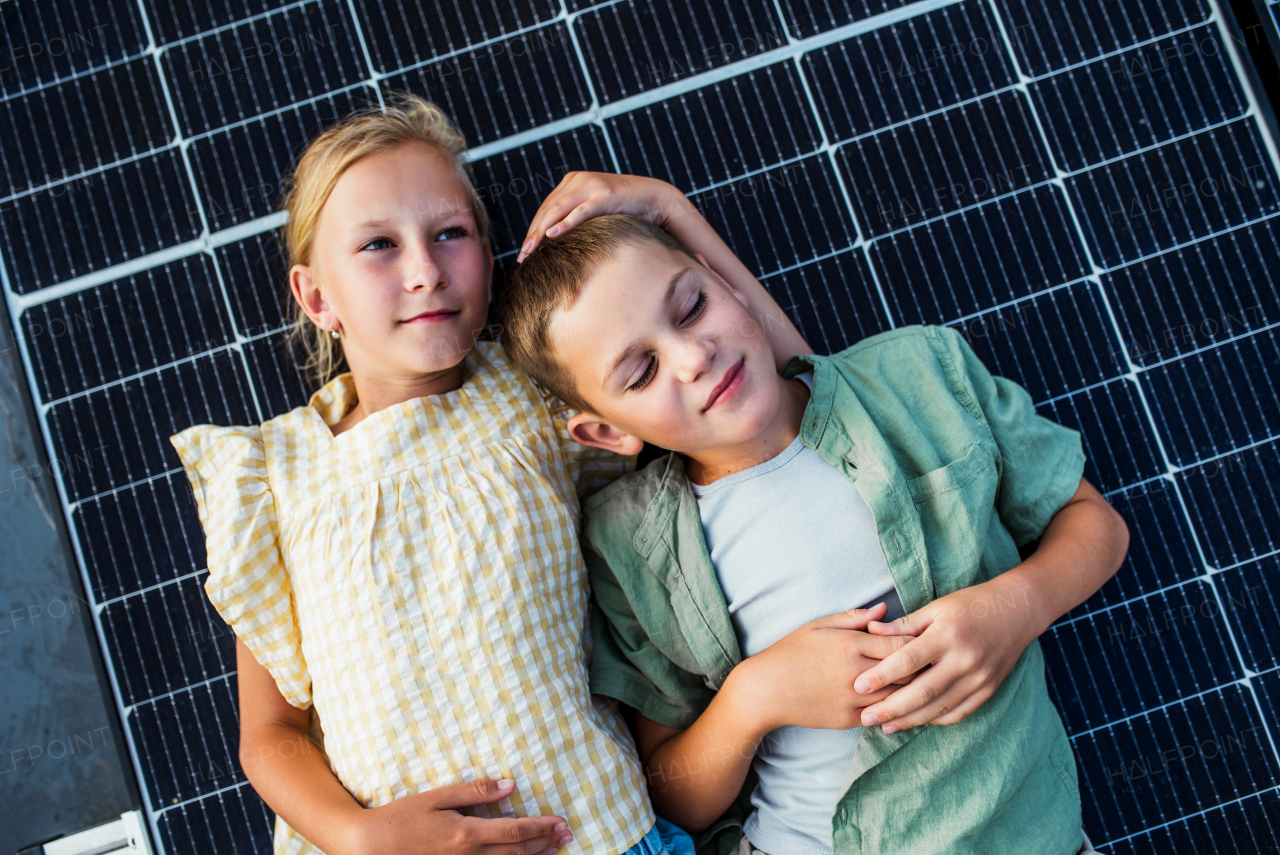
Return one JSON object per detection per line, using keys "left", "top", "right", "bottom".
{"left": 653, "top": 181, "right": 694, "bottom": 229}
{"left": 720, "top": 657, "right": 779, "bottom": 739}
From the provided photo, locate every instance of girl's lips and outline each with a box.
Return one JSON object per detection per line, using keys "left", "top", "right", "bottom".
{"left": 401, "top": 310, "right": 459, "bottom": 324}
{"left": 704, "top": 358, "right": 745, "bottom": 412}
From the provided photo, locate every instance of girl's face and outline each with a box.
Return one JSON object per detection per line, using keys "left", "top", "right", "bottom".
{"left": 292, "top": 141, "right": 493, "bottom": 384}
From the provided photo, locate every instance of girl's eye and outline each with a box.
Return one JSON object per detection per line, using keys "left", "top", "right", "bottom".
{"left": 628, "top": 356, "right": 657, "bottom": 392}
{"left": 681, "top": 291, "right": 707, "bottom": 325}
{"left": 360, "top": 237, "right": 394, "bottom": 252}
{"left": 437, "top": 226, "right": 468, "bottom": 241}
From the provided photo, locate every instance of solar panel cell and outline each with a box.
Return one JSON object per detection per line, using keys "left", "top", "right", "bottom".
{"left": 1, "top": 152, "right": 203, "bottom": 293}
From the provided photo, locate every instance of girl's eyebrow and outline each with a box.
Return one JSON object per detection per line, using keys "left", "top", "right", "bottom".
{"left": 351, "top": 218, "right": 394, "bottom": 232}
{"left": 350, "top": 207, "right": 470, "bottom": 232}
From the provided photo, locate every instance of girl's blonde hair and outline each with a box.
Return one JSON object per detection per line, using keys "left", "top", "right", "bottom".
{"left": 281, "top": 93, "right": 490, "bottom": 388}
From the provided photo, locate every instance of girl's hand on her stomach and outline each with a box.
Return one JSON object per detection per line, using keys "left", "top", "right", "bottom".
{"left": 352, "top": 779, "right": 572, "bottom": 855}
{"left": 517, "top": 173, "right": 682, "bottom": 261}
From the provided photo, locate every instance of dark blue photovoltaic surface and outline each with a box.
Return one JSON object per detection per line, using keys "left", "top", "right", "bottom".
{"left": 2, "top": 0, "right": 1280, "bottom": 852}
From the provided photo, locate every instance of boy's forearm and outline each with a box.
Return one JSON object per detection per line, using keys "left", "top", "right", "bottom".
{"left": 644, "top": 667, "right": 772, "bottom": 832}
{"left": 658, "top": 188, "right": 812, "bottom": 366}
{"left": 241, "top": 722, "right": 366, "bottom": 854}
{"left": 998, "top": 483, "right": 1130, "bottom": 641}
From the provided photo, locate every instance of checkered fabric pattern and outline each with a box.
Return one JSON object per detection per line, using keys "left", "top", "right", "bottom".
{"left": 171, "top": 342, "right": 653, "bottom": 855}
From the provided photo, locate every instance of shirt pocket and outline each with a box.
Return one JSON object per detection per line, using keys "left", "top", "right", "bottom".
{"left": 906, "top": 441, "right": 990, "bottom": 502}
{"left": 905, "top": 441, "right": 999, "bottom": 595}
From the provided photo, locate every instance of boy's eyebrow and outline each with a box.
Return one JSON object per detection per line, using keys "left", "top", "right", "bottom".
{"left": 602, "top": 266, "right": 692, "bottom": 390}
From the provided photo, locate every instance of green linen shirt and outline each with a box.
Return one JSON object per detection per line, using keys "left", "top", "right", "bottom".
{"left": 581, "top": 324, "right": 1089, "bottom": 855}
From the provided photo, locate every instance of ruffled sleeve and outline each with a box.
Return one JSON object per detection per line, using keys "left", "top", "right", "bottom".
{"left": 170, "top": 424, "right": 313, "bottom": 709}
{"left": 544, "top": 393, "right": 637, "bottom": 500}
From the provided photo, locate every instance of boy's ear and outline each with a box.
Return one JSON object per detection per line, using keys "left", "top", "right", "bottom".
{"left": 567, "top": 412, "right": 645, "bottom": 456}
{"left": 290, "top": 264, "right": 337, "bottom": 331}
{"left": 692, "top": 251, "right": 749, "bottom": 308}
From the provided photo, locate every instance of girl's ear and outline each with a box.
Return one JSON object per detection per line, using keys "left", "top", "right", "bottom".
{"left": 567, "top": 412, "right": 645, "bottom": 456}
{"left": 290, "top": 264, "right": 337, "bottom": 331}
{"left": 693, "top": 251, "right": 749, "bottom": 308}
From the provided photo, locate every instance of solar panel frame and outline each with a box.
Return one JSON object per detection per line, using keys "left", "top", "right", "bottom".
{"left": 3, "top": 0, "right": 1280, "bottom": 852}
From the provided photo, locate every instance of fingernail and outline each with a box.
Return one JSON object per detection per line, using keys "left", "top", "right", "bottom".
{"left": 516, "top": 253, "right": 525, "bottom": 262}
{"left": 554, "top": 823, "right": 567, "bottom": 831}
{"left": 883, "top": 725, "right": 899, "bottom": 734}
{"left": 862, "top": 712, "right": 879, "bottom": 726}
{"left": 854, "top": 679, "right": 871, "bottom": 693}
{"left": 498, "top": 778, "right": 514, "bottom": 789}
{"left": 547, "top": 226, "right": 560, "bottom": 237}
{"left": 521, "top": 239, "right": 533, "bottom": 253}
{"left": 561, "top": 834, "right": 574, "bottom": 844}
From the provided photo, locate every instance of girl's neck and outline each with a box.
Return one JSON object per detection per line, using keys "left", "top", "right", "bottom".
{"left": 329, "top": 360, "right": 469, "bottom": 436}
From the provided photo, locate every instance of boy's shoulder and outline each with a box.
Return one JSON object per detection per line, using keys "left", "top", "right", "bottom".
{"left": 811, "top": 323, "right": 964, "bottom": 374}
{"left": 787, "top": 323, "right": 975, "bottom": 408}
{"left": 581, "top": 449, "right": 679, "bottom": 541}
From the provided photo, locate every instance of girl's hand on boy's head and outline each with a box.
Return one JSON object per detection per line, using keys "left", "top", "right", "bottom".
{"left": 518, "top": 173, "right": 682, "bottom": 261}
{"left": 350, "top": 778, "right": 572, "bottom": 855}
{"left": 853, "top": 575, "right": 1043, "bottom": 735}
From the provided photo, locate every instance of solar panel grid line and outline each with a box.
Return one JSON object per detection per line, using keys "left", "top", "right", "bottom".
{"left": 1143, "top": 331, "right": 1280, "bottom": 466}
{"left": 95, "top": 566, "right": 210, "bottom": 612}
{"left": 977, "top": 0, "right": 1280, "bottom": 838}
{"left": 1104, "top": 787, "right": 1280, "bottom": 852}
{"left": 123, "top": 668, "right": 237, "bottom": 718}
{"left": 13, "top": 75, "right": 1263, "bottom": 318}
{"left": 0, "top": 5, "right": 282, "bottom": 842}
{"left": 1102, "top": 219, "right": 1280, "bottom": 374}
{"left": 3, "top": 0, "right": 965, "bottom": 316}
{"left": 144, "top": 0, "right": 317, "bottom": 52}
{"left": 782, "top": 48, "right": 903, "bottom": 327}
{"left": 464, "top": 0, "right": 967, "bottom": 158}
{"left": 137, "top": 3, "right": 283, "bottom": 430}
{"left": 0, "top": 0, "right": 149, "bottom": 103}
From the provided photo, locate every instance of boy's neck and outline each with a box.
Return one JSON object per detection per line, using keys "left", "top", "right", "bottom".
{"left": 683, "top": 373, "right": 811, "bottom": 486}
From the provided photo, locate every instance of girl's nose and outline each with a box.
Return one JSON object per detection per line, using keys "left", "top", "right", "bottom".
{"left": 406, "top": 245, "right": 447, "bottom": 291}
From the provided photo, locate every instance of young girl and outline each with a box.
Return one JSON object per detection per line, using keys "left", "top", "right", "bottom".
{"left": 170, "top": 94, "right": 809, "bottom": 855}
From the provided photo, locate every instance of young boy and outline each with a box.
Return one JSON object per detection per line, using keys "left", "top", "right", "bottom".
{"left": 497, "top": 215, "right": 1129, "bottom": 855}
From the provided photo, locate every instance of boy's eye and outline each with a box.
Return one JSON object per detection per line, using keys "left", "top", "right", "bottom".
{"left": 628, "top": 356, "right": 657, "bottom": 392}
{"left": 681, "top": 291, "right": 707, "bottom": 325}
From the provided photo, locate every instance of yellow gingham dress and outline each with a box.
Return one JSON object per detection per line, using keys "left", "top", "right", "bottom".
{"left": 170, "top": 342, "right": 654, "bottom": 855}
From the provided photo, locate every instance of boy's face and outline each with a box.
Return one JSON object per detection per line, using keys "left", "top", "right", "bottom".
{"left": 550, "top": 241, "right": 783, "bottom": 455}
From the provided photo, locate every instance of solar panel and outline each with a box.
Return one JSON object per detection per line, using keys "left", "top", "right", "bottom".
{"left": 2, "top": 0, "right": 1278, "bottom": 852}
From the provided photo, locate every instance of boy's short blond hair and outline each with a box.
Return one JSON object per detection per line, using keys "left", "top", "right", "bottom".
{"left": 498, "top": 214, "right": 695, "bottom": 414}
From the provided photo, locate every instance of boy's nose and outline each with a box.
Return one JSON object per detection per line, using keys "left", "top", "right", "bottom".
{"left": 672, "top": 334, "right": 715, "bottom": 383}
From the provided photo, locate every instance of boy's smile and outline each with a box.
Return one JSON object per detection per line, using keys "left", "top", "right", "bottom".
{"left": 550, "top": 241, "right": 809, "bottom": 484}
{"left": 704, "top": 357, "right": 745, "bottom": 412}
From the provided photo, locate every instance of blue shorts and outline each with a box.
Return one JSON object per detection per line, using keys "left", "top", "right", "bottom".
{"left": 625, "top": 818, "right": 696, "bottom": 855}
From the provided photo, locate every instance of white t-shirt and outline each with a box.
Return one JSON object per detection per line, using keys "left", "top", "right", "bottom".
{"left": 689, "top": 373, "right": 901, "bottom": 855}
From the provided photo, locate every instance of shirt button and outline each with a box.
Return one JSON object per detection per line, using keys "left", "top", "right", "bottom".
{"left": 840, "top": 807, "right": 848, "bottom": 822}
